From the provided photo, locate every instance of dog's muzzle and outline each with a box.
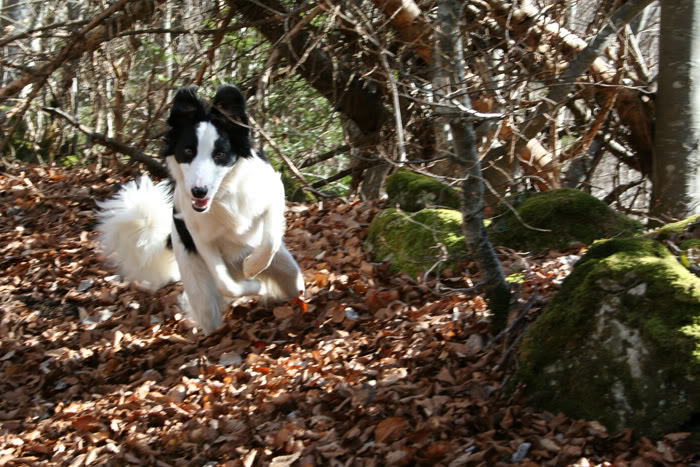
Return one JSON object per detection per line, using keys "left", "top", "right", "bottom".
{"left": 191, "top": 186, "right": 211, "bottom": 212}
{"left": 192, "top": 198, "right": 211, "bottom": 212}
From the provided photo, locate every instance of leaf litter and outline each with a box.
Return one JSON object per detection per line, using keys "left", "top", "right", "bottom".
{"left": 0, "top": 166, "right": 698, "bottom": 466}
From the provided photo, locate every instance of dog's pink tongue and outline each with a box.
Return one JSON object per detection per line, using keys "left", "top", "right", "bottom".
{"left": 192, "top": 198, "right": 209, "bottom": 210}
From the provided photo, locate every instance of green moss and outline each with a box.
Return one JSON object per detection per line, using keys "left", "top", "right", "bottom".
{"left": 517, "top": 237, "right": 700, "bottom": 439}
{"left": 644, "top": 216, "right": 700, "bottom": 272}
{"left": 648, "top": 214, "right": 700, "bottom": 241}
{"left": 365, "top": 208, "right": 468, "bottom": 277}
{"left": 680, "top": 239, "right": 700, "bottom": 250}
{"left": 506, "top": 273, "right": 525, "bottom": 283}
{"left": 489, "top": 189, "right": 642, "bottom": 252}
{"left": 385, "top": 169, "right": 462, "bottom": 212}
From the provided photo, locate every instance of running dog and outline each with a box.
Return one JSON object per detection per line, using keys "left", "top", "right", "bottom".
{"left": 96, "top": 85, "right": 305, "bottom": 334}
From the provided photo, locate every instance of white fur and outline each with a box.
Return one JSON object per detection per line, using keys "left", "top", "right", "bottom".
{"left": 168, "top": 152, "right": 305, "bottom": 333}
{"left": 97, "top": 150, "right": 305, "bottom": 335}
{"left": 179, "top": 122, "right": 231, "bottom": 208}
{"left": 96, "top": 177, "right": 180, "bottom": 290}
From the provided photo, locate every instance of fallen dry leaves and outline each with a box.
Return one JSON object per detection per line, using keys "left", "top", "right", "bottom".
{"left": 0, "top": 165, "right": 698, "bottom": 466}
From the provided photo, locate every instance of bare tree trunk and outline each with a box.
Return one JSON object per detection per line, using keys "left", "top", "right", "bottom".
{"left": 436, "top": 0, "right": 511, "bottom": 333}
{"left": 650, "top": 0, "right": 700, "bottom": 221}
{"left": 164, "top": 0, "right": 174, "bottom": 88}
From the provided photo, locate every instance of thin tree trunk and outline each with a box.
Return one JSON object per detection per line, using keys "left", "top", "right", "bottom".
{"left": 436, "top": 0, "right": 511, "bottom": 332}
{"left": 650, "top": 0, "right": 700, "bottom": 221}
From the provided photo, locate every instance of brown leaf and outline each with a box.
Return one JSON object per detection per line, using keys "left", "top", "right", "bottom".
{"left": 561, "top": 445, "right": 582, "bottom": 457}
{"left": 424, "top": 441, "right": 451, "bottom": 460}
{"left": 269, "top": 452, "right": 301, "bottom": 467}
{"left": 375, "top": 417, "right": 407, "bottom": 444}
{"left": 72, "top": 415, "right": 100, "bottom": 433}
{"left": 242, "top": 449, "right": 258, "bottom": 467}
{"left": 312, "top": 271, "right": 330, "bottom": 287}
{"left": 329, "top": 305, "right": 346, "bottom": 323}
{"left": 437, "top": 367, "right": 455, "bottom": 385}
{"left": 664, "top": 432, "right": 690, "bottom": 442}
{"left": 273, "top": 305, "right": 295, "bottom": 320}
{"left": 539, "top": 437, "right": 560, "bottom": 452}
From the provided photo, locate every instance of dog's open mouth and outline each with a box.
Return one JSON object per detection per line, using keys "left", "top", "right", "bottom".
{"left": 192, "top": 198, "right": 211, "bottom": 212}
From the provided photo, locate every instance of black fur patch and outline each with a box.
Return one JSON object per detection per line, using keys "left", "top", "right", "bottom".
{"left": 161, "top": 85, "right": 255, "bottom": 164}
{"left": 173, "top": 208, "right": 197, "bottom": 254}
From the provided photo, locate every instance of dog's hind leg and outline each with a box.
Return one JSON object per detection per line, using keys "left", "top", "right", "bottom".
{"left": 258, "top": 243, "right": 305, "bottom": 301}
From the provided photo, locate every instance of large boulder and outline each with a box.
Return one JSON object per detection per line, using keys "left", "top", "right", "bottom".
{"left": 489, "top": 189, "right": 642, "bottom": 252}
{"left": 365, "top": 208, "right": 467, "bottom": 277}
{"left": 517, "top": 237, "right": 700, "bottom": 439}
{"left": 385, "top": 169, "right": 461, "bottom": 212}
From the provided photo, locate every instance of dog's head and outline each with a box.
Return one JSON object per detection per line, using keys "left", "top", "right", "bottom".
{"left": 163, "top": 85, "right": 252, "bottom": 213}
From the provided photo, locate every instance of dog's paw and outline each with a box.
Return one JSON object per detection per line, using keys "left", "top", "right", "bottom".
{"left": 216, "top": 277, "right": 264, "bottom": 298}
{"left": 215, "top": 277, "right": 239, "bottom": 298}
{"left": 243, "top": 254, "right": 272, "bottom": 279}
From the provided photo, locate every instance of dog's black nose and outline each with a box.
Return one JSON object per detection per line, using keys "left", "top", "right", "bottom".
{"left": 191, "top": 186, "right": 208, "bottom": 198}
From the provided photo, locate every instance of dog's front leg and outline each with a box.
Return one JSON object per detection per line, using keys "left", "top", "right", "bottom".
{"left": 198, "top": 242, "right": 264, "bottom": 297}
{"left": 243, "top": 207, "right": 283, "bottom": 279}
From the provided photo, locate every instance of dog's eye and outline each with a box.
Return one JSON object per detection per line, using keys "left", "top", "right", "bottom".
{"left": 213, "top": 151, "right": 227, "bottom": 162}
{"left": 183, "top": 148, "right": 194, "bottom": 156}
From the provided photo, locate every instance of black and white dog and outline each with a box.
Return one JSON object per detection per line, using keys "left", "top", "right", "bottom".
{"left": 96, "top": 85, "right": 305, "bottom": 334}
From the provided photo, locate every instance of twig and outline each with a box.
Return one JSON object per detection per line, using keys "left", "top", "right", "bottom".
{"left": 379, "top": 50, "right": 407, "bottom": 164}
{"left": 299, "top": 144, "right": 351, "bottom": 168}
{"left": 311, "top": 168, "right": 353, "bottom": 189}
{"left": 41, "top": 107, "right": 169, "bottom": 178}
{"left": 0, "top": 83, "right": 46, "bottom": 158}
{"left": 248, "top": 114, "right": 330, "bottom": 198}
{"left": 0, "top": 0, "right": 167, "bottom": 103}
{"left": 603, "top": 178, "right": 645, "bottom": 205}
{"left": 0, "top": 19, "right": 90, "bottom": 48}
{"left": 248, "top": 114, "right": 308, "bottom": 186}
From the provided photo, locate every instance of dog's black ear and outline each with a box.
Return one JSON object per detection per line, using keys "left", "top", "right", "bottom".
{"left": 212, "top": 85, "right": 251, "bottom": 157}
{"left": 168, "top": 86, "right": 205, "bottom": 126}
{"left": 162, "top": 86, "right": 206, "bottom": 157}
{"left": 212, "top": 85, "right": 248, "bottom": 125}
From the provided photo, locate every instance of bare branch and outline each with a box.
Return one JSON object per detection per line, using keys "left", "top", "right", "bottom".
{"left": 42, "top": 107, "right": 168, "bottom": 179}
{"left": 516, "top": 0, "right": 656, "bottom": 148}
{"left": 299, "top": 144, "right": 351, "bottom": 169}
{"left": 228, "top": 0, "right": 390, "bottom": 136}
{"left": 0, "top": 0, "right": 167, "bottom": 103}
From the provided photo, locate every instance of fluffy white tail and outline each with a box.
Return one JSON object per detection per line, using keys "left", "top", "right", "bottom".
{"left": 96, "top": 176, "right": 180, "bottom": 290}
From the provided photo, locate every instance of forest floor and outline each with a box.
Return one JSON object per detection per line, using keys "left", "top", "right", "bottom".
{"left": 0, "top": 165, "right": 698, "bottom": 467}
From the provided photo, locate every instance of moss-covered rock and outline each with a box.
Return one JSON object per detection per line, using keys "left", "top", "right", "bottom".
{"left": 365, "top": 208, "right": 467, "bottom": 277}
{"left": 385, "top": 169, "right": 462, "bottom": 212}
{"left": 517, "top": 237, "right": 700, "bottom": 439}
{"left": 489, "top": 188, "right": 642, "bottom": 252}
